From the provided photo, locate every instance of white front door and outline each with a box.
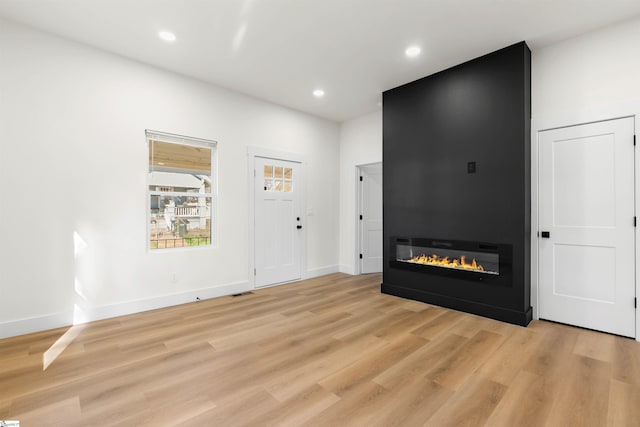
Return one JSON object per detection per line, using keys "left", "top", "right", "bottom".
{"left": 254, "top": 156, "right": 303, "bottom": 288}
{"left": 539, "top": 117, "right": 635, "bottom": 337}
{"left": 359, "top": 164, "right": 383, "bottom": 274}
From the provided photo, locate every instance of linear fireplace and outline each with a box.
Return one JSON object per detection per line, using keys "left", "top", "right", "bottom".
{"left": 391, "top": 237, "right": 512, "bottom": 284}
{"left": 382, "top": 41, "right": 532, "bottom": 326}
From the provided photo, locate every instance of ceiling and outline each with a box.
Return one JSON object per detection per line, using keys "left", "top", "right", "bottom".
{"left": 1, "top": 0, "right": 639, "bottom": 122}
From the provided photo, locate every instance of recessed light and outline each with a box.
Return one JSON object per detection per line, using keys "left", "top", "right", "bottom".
{"left": 313, "top": 89, "right": 325, "bottom": 98}
{"left": 405, "top": 45, "right": 421, "bottom": 58}
{"left": 158, "top": 31, "right": 177, "bottom": 43}
{"left": 158, "top": 162, "right": 165, "bottom": 166}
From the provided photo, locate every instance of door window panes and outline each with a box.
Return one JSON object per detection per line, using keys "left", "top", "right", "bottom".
{"left": 263, "top": 163, "right": 294, "bottom": 192}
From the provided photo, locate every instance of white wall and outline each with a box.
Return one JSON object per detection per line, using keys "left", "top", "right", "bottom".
{"left": 338, "top": 111, "right": 382, "bottom": 274}
{"left": 531, "top": 16, "right": 640, "bottom": 340}
{"left": 0, "top": 18, "right": 340, "bottom": 338}
{"left": 532, "top": 16, "right": 640, "bottom": 122}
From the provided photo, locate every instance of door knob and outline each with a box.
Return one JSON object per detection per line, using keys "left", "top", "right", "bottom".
{"left": 296, "top": 225, "right": 302, "bottom": 229}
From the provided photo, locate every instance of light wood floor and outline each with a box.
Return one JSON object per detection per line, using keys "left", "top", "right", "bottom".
{"left": 1, "top": 273, "right": 639, "bottom": 426}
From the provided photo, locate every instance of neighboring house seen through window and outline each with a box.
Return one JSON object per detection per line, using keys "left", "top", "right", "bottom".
{"left": 147, "top": 130, "right": 216, "bottom": 250}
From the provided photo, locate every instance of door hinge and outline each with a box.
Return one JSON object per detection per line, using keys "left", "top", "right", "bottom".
{"left": 634, "top": 297, "right": 637, "bottom": 308}
{"left": 634, "top": 216, "right": 637, "bottom": 227}
{"left": 254, "top": 268, "right": 256, "bottom": 276}
{"left": 359, "top": 254, "right": 363, "bottom": 259}
{"left": 634, "top": 135, "right": 636, "bottom": 146}
{"left": 359, "top": 214, "right": 363, "bottom": 220}
{"left": 360, "top": 176, "right": 363, "bottom": 181}
{"left": 254, "top": 169, "right": 256, "bottom": 177}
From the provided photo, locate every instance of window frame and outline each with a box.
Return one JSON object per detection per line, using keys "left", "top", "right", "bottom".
{"left": 146, "top": 130, "right": 217, "bottom": 252}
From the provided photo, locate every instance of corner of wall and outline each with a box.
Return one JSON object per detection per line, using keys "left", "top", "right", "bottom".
{"left": 304, "top": 265, "right": 340, "bottom": 279}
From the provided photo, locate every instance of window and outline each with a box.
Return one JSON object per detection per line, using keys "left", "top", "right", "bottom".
{"left": 147, "top": 130, "right": 216, "bottom": 250}
{"left": 263, "top": 164, "right": 293, "bottom": 192}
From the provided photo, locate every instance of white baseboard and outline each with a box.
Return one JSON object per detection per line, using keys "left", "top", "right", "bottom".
{"left": 0, "top": 311, "right": 74, "bottom": 340}
{"left": 338, "top": 264, "right": 356, "bottom": 275}
{"left": 303, "top": 265, "right": 339, "bottom": 279}
{"left": 0, "top": 280, "right": 250, "bottom": 340}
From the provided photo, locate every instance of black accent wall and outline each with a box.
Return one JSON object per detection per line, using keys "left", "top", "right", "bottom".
{"left": 382, "top": 42, "right": 532, "bottom": 326}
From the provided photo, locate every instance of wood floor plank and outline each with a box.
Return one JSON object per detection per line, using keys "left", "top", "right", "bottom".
{"left": 410, "top": 309, "right": 466, "bottom": 340}
{"left": 607, "top": 379, "right": 640, "bottom": 427}
{"left": 612, "top": 335, "right": 640, "bottom": 387}
{"left": 423, "top": 374, "right": 506, "bottom": 427}
{"left": 78, "top": 393, "right": 150, "bottom": 426}
{"left": 370, "top": 375, "right": 453, "bottom": 427}
{"left": 202, "top": 334, "right": 362, "bottom": 401}
{"left": 483, "top": 369, "right": 553, "bottom": 426}
{"left": 544, "top": 355, "right": 612, "bottom": 427}
{"left": 373, "top": 332, "right": 468, "bottom": 389}
{"left": 374, "top": 307, "right": 443, "bottom": 340}
{"left": 426, "top": 329, "right": 506, "bottom": 390}
{"left": 12, "top": 396, "right": 81, "bottom": 427}
{"left": 264, "top": 334, "right": 386, "bottom": 402}
{"left": 331, "top": 307, "right": 406, "bottom": 341}
{"left": 246, "top": 311, "right": 354, "bottom": 352}
{"left": 183, "top": 387, "right": 277, "bottom": 427}
{"left": 523, "top": 321, "right": 579, "bottom": 379}
{"left": 445, "top": 314, "right": 515, "bottom": 339}
{"left": 366, "top": 294, "right": 410, "bottom": 313}
{"left": 0, "top": 400, "right": 13, "bottom": 420}
{"left": 474, "top": 326, "right": 543, "bottom": 386}
{"left": 113, "top": 393, "right": 216, "bottom": 427}
{"left": 0, "top": 327, "right": 67, "bottom": 354}
{"left": 573, "top": 328, "right": 617, "bottom": 363}
{"left": 0, "top": 272, "right": 638, "bottom": 426}
{"left": 299, "top": 381, "right": 390, "bottom": 427}
{"left": 259, "top": 384, "right": 340, "bottom": 427}
{"left": 318, "top": 333, "right": 428, "bottom": 396}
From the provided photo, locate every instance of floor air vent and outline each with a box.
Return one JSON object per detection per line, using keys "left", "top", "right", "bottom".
{"left": 231, "top": 292, "right": 254, "bottom": 297}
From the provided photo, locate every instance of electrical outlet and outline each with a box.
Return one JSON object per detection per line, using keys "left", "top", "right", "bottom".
{"left": 170, "top": 272, "right": 178, "bottom": 283}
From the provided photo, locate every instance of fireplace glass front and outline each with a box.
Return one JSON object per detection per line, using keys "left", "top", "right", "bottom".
{"left": 390, "top": 237, "right": 512, "bottom": 285}
{"left": 396, "top": 243, "right": 499, "bottom": 275}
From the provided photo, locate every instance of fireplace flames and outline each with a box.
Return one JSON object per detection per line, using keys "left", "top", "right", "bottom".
{"left": 407, "top": 253, "right": 485, "bottom": 272}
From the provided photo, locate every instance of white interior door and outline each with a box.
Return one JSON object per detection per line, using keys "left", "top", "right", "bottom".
{"left": 254, "top": 156, "right": 302, "bottom": 288}
{"left": 539, "top": 117, "right": 635, "bottom": 337}
{"left": 359, "top": 163, "right": 383, "bottom": 274}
